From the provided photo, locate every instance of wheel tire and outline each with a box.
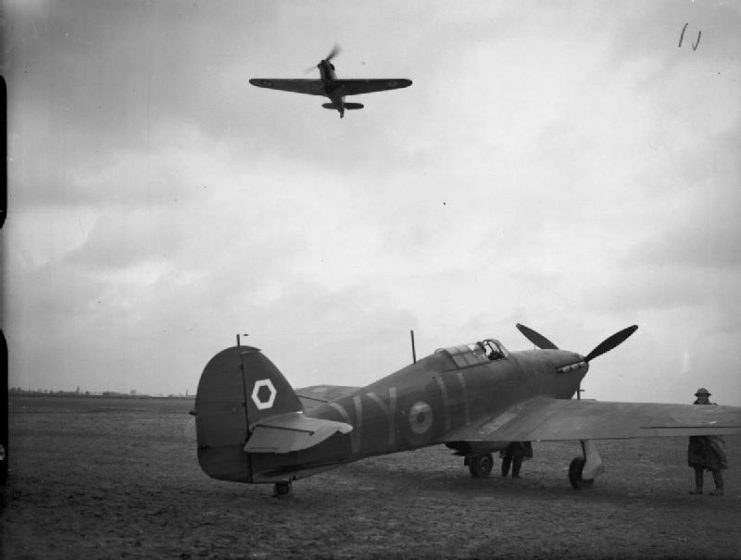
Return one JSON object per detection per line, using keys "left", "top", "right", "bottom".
{"left": 468, "top": 453, "right": 494, "bottom": 478}
{"left": 569, "top": 456, "right": 585, "bottom": 489}
{"left": 274, "top": 482, "right": 292, "bottom": 496}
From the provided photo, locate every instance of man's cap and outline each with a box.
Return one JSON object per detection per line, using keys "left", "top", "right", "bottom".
{"left": 695, "top": 387, "right": 711, "bottom": 396}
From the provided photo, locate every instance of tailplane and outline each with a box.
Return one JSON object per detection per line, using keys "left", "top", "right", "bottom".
{"left": 321, "top": 102, "right": 364, "bottom": 110}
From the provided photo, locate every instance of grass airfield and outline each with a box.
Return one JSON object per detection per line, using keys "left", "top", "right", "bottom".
{"left": 3, "top": 395, "right": 740, "bottom": 559}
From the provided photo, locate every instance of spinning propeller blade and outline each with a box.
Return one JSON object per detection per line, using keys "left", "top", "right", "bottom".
{"left": 326, "top": 44, "right": 341, "bottom": 62}
{"left": 305, "top": 45, "right": 342, "bottom": 73}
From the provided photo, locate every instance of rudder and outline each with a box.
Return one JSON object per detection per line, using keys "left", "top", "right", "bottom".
{"left": 194, "top": 346, "right": 302, "bottom": 482}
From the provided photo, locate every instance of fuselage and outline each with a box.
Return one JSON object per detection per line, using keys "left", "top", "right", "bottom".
{"left": 248, "top": 343, "right": 588, "bottom": 482}
{"left": 317, "top": 59, "right": 345, "bottom": 116}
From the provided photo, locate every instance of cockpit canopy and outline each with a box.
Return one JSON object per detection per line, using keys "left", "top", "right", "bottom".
{"left": 435, "top": 339, "right": 509, "bottom": 368}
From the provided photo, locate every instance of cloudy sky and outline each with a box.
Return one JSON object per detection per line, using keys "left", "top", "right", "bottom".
{"left": 3, "top": 0, "right": 740, "bottom": 404}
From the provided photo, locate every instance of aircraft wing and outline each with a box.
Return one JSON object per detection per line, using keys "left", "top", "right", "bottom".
{"left": 249, "top": 79, "right": 326, "bottom": 96}
{"left": 445, "top": 397, "right": 741, "bottom": 443}
{"left": 333, "top": 79, "right": 412, "bottom": 96}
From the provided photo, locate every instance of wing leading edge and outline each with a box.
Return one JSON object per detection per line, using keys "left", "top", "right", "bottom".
{"left": 445, "top": 397, "right": 741, "bottom": 443}
{"left": 249, "top": 78, "right": 412, "bottom": 97}
{"left": 249, "top": 79, "right": 326, "bottom": 96}
{"left": 333, "top": 79, "right": 412, "bottom": 95}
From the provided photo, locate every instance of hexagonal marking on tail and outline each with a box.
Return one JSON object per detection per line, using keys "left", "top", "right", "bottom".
{"left": 252, "top": 379, "right": 277, "bottom": 410}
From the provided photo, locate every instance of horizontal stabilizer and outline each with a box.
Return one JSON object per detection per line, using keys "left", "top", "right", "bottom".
{"left": 321, "top": 102, "right": 364, "bottom": 110}
{"left": 244, "top": 412, "right": 353, "bottom": 454}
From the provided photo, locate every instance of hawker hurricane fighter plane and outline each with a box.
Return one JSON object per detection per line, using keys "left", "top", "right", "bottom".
{"left": 193, "top": 324, "right": 741, "bottom": 495}
{"left": 249, "top": 46, "right": 412, "bottom": 118}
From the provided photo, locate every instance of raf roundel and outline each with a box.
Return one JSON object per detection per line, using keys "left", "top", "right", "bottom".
{"left": 408, "top": 401, "right": 433, "bottom": 434}
{"left": 251, "top": 379, "right": 277, "bottom": 410}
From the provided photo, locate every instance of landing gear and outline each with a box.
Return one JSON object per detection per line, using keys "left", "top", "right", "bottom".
{"left": 273, "top": 481, "right": 292, "bottom": 496}
{"left": 568, "top": 440, "right": 603, "bottom": 489}
{"left": 568, "top": 457, "right": 587, "bottom": 489}
{"left": 466, "top": 453, "right": 494, "bottom": 478}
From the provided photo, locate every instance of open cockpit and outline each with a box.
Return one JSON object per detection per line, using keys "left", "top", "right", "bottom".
{"left": 435, "top": 339, "right": 509, "bottom": 368}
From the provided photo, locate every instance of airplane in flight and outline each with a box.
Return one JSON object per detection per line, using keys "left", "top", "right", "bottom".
{"left": 193, "top": 324, "right": 741, "bottom": 496}
{"left": 249, "top": 46, "right": 412, "bottom": 118}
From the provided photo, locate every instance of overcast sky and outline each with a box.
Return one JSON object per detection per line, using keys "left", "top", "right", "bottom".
{"left": 3, "top": 0, "right": 740, "bottom": 405}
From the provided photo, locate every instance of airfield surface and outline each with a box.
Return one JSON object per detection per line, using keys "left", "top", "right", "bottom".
{"left": 2, "top": 395, "right": 740, "bottom": 559}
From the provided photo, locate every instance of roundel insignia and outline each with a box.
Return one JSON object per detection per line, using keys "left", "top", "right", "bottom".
{"left": 408, "top": 401, "right": 433, "bottom": 434}
{"left": 251, "top": 379, "right": 277, "bottom": 410}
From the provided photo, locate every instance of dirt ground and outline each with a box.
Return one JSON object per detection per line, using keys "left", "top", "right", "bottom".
{"left": 2, "top": 395, "right": 740, "bottom": 559}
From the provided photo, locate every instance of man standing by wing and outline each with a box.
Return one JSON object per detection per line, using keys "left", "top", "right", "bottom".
{"left": 688, "top": 388, "right": 728, "bottom": 496}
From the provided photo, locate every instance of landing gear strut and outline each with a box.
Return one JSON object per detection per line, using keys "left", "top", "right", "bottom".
{"left": 466, "top": 453, "right": 494, "bottom": 478}
{"left": 568, "top": 440, "right": 603, "bottom": 489}
{"left": 273, "top": 481, "right": 292, "bottom": 496}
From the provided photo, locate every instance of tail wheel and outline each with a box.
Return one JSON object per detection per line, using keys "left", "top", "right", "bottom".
{"left": 274, "top": 481, "right": 292, "bottom": 496}
{"left": 468, "top": 453, "right": 494, "bottom": 478}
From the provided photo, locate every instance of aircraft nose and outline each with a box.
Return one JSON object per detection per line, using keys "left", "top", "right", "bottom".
{"left": 556, "top": 352, "right": 588, "bottom": 374}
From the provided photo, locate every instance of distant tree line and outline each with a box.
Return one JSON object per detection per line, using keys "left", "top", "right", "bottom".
{"left": 8, "top": 388, "right": 193, "bottom": 399}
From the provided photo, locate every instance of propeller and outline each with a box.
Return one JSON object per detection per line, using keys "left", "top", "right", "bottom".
{"left": 516, "top": 323, "right": 559, "bottom": 350}
{"left": 304, "top": 44, "right": 342, "bottom": 74}
{"left": 325, "top": 44, "right": 341, "bottom": 62}
{"left": 517, "top": 323, "right": 638, "bottom": 401}
{"left": 516, "top": 323, "right": 638, "bottom": 361}
{"left": 584, "top": 325, "right": 638, "bottom": 362}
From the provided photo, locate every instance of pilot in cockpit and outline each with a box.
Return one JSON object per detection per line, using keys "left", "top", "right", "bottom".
{"left": 480, "top": 340, "right": 502, "bottom": 361}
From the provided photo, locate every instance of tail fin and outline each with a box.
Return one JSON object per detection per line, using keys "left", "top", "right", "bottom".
{"left": 194, "top": 346, "right": 302, "bottom": 482}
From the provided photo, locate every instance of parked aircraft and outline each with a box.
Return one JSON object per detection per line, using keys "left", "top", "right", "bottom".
{"left": 193, "top": 324, "right": 741, "bottom": 495}
{"left": 249, "top": 46, "right": 412, "bottom": 118}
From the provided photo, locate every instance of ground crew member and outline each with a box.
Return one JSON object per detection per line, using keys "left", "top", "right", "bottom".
{"left": 688, "top": 388, "right": 727, "bottom": 496}
{"left": 500, "top": 441, "right": 533, "bottom": 478}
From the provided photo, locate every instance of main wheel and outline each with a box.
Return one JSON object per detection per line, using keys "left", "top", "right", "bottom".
{"left": 468, "top": 453, "right": 494, "bottom": 478}
{"left": 568, "top": 457, "right": 585, "bottom": 489}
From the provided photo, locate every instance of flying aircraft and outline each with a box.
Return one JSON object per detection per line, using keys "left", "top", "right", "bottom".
{"left": 193, "top": 324, "right": 741, "bottom": 496}
{"left": 249, "top": 46, "right": 412, "bottom": 118}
